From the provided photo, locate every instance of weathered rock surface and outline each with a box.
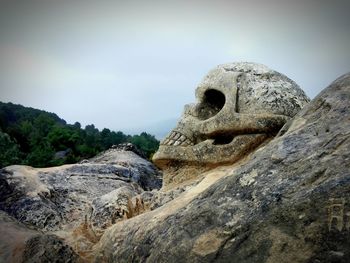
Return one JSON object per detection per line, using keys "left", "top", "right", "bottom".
{"left": 93, "top": 73, "right": 350, "bottom": 262}
{"left": 85, "top": 143, "right": 162, "bottom": 190}
{"left": 1, "top": 69, "right": 349, "bottom": 263}
{"left": 0, "top": 211, "right": 79, "bottom": 263}
{"left": 153, "top": 62, "right": 310, "bottom": 189}
{"left": 0, "top": 144, "right": 162, "bottom": 262}
{"left": 0, "top": 144, "right": 161, "bottom": 230}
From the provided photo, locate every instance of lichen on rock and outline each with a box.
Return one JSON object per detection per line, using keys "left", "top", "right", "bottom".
{"left": 0, "top": 144, "right": 162, "bottom": 262}
{"left": 153, "top": 62, "right": 310, "bottom": 190}
{"left": 1, "top": 63, "right": 350, "bottom": 263}
{"left": 93, "top": 70, "right": 350, "bottom": 262}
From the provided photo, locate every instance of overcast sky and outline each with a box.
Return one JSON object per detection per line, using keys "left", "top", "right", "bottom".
{"left": 0, "top": 0, "right": 349, "bottom": 138}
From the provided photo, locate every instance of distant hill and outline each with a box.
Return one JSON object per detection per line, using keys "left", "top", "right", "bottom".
{"left": 0, "top": 102, "right": 66, "bottom": 127}
{"left": 0, "top": 101, "right": 159, "bottom": 168}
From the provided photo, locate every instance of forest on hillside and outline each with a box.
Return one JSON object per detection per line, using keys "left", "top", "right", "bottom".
{"left": 0, "top": 102, "right": 159, "bottom": 168}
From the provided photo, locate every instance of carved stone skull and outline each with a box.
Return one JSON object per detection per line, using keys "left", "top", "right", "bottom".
{"left": 153, "top": 62, "right": 310, "bottom": 188}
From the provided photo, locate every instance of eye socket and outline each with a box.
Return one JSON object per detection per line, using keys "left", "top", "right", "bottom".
{"left": 197, "top": 89, "right": 226, "bottom": 120}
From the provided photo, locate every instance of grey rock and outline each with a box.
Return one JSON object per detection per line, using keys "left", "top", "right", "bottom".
{"left": 22, "top": 234, "right": 79, "bottom": 263}
{"left": 0, "top": 211, "right": 80, "bottom": 263}
{"left": 0, "top": 164, "right": 136, "bottom": 232}
{"left": 93, "top": 73, "right": 350, "bottom": 262}
{"left": 0, "top": 144, "right": 162, "bottom": 261}
{"left": 90, "top": 184, "right": 143, "bottom": 234}
{"left": 140, "top": 179, "right": 203, "bottom": 211}
{"left": 89, "top": 145, "right": 162, "bottom": 190}
{"left": 110, "top": 142, "right": 148, "bottom": 159}
{"left": 0, "top": 211, "right": 37, "bottom": 262}
{"left": 54, "top": 149, "right": 72, "bottom": 160}
{"left": 0, "top": 145, "right": 161, "bottom": 231}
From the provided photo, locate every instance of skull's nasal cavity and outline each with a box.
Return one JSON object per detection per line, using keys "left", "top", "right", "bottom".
{"left": 197, "top": 89, "right": 225, "bottom": 120}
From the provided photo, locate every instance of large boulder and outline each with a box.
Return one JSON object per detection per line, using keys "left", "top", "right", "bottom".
{"left": 93, "top": 73, "right": 350, "bottom": 262}
{"left": 0, "top": 144, "right": 162, "bottom": 262}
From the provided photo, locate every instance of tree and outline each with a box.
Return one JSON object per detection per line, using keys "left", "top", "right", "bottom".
{"left": 0, "top": 131, "right": 21, "bottom": 168}
{"left": 129, "top": 132, "right": 159, "bottom": 158}
{"left": 73, "top": 122, "right": 81, "bottom": 129}
{"left": 0, "top": 102, "right": 160, "bottom": 166}
{"left": 25, "top": 140, "right": 55, "bottom": 167}
{"left": 100, "top": 128, "right": 112, "bottom": 149}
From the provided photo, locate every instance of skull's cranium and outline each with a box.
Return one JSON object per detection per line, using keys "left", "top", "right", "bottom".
{"left": 153, "top": 62, "right": 309, "bottom": 187}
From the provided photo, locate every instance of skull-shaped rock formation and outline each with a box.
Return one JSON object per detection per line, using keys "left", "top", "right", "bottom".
{"left": 153, "top": 62, "right": 310, "bottom": 188}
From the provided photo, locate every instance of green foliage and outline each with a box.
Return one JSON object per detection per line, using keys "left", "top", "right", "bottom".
{"left": 0, "top": 130, "right": 21, "bottom": 167}
{"left": 25, "top": 140, "right": 55, "bottom": 167}
{"left": 0, "top": 102, "right": 160, "bottom": 168}
{"left": 129, "top": 132, "right": 159, "bottom": 158}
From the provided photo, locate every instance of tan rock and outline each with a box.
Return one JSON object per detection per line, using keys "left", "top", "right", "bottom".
{"left": 153, "top": 62, "right": 309, "bottom": 189}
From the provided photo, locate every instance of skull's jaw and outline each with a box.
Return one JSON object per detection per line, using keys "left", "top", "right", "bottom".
{"left": 153, "top": 133, "right": 270, "bottom": 189}
{"left": 153, "top": 134, "right": 269, "bottom": 168}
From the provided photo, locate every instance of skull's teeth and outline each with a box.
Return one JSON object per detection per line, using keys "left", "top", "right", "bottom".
{"left": 170, "top": 131, "right": 177, "bottom": 139}
{"left": 161, "top": 131, "right": 194, "bottom": 146}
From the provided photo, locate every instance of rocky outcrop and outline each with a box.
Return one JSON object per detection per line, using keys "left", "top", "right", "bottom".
{"left": 92, "top": 73, "right": 350, "bottom": 262}
{"left": 0, "top": 144, "right": 162, "bottom": 262}
{"left": 0, "top": 211, "right": 79, "bottom": 263}
{"left": 83, "top": 142, "right": 162, "bottom": 190}
{"left": 153, "top": 62, "right": 310, "bottom": 189}
{"left": 1, "top": 70, "right": 349, "bottom": 263}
